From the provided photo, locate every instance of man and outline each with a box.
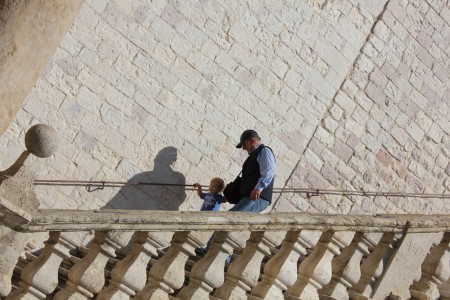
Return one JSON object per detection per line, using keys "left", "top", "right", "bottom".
{"left": 228, "top": 129, "right": 275, "bottom": 212}
{"left": 196, "top": 130, "right": 276, "bottom": 257}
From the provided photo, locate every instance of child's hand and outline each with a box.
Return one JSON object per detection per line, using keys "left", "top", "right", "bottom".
{"left": 194, "top": 183, "right": 202, "bottom": 198}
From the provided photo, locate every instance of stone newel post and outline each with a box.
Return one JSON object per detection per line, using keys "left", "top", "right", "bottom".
{"left": 0, "top": 124, "right": 58, "bottom": 297}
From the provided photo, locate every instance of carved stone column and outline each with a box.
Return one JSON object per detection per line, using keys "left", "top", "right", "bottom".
{"left": 0, "top": 225, "right": 31, "bottom": 297}
{"left": 7, "top": 231, "right": 74, "bottom": 299}
{"left": 213, "top": 231, "right": 280, "bottom": 299}
{"left": 410, "top": 232, "right": 450, "bottom": 300}
{"left": 348, "top": 232, "right": 396, "bottom": 300}
{"left": 0, "top": 124, "right": 58, "bottom": 297}
{"left": 54, "top": 230, "right": 123, "bottom": 299}
{"left": 249, "top": 230, "right": 322, "bottom": 300}
{"left": 177, "top": 231, "right": 249, "bottom": 299}
{"left": 320, "top": 232, "right": 383, "bottom": 299}
{"left": 135, "top": 231, "right": 204, "bottom": 300}
{"left": 285, "top": 231, "right": 355, "bottom": 300}
{"left": 97, "top": 231, "right": 173, "bottom": 299}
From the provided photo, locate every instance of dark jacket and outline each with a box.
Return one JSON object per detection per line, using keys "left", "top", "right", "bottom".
{"left": 239, "top": 144, "right": 274, "bottom": 202}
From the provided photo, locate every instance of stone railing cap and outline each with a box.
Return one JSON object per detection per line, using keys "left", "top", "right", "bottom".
{"left": 17, "top": 210, "right": 450, "bottom": 233}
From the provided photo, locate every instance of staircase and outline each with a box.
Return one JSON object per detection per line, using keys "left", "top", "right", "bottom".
{"left": 1, "top": 125, "right": 449, "bottom": 300}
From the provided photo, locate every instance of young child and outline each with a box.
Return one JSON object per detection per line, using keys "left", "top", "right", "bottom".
{"left": 193, "top": 177, "right": 225, "bottom": 211}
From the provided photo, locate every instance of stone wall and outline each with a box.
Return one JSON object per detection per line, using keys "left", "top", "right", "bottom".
{"left": 0, "top": 0, "right": 448, "bottom": 214}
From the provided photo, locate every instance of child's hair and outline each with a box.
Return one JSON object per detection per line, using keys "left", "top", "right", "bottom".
{"left": 211, "top": 177, "right": 225, "bottom": 192}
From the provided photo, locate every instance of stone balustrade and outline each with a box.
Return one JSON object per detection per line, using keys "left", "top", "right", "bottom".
{"left": 0, "top": 209, "right": 448, "bottom": 299}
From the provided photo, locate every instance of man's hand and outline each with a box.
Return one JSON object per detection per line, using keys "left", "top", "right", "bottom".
{"left": 250, "top": 189, "right": 261, "bottom": 200}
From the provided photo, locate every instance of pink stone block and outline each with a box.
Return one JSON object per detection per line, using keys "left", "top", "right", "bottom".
{"left": 333, "top": 139, "right": 353, "bottom": 162}
{"left": 365, "top": 82, "right": 385, "bottom": 106}
{"left": 416, "top": 44, "right": 434, "bottom": 68}
{"left": 420, "top": 84, "right": 438, "bottom": 104}
{"left": 133, "top": 4, "right": 150, "bottom": 24}
{"left": 320, "top": 164, "right": 342, "bottom": 186}
{"left": 382, "top": 11, "right": 396, "bottom": 32}
{"left": 387, "top": 0, "right": 407, "bottom": 22}
{"left": 432, "top": 63, "right": 449, "bottom": 82}
{"left": 304, "top": 168, "right": 328, "bottom": 189}
{"left": 346, "top": 134, "right": 359, "bottom": 148}
{"left": 397, "top": 62, "right": 411, "bottom": 77}
{"left": 417, "top": 30, "right": 432, "bottom": 49}
{"left": 75, "top": 131, "right": 97, "bottom": 152}
{"left": 161, "top": 4, "right": 184, "bottom": 28}
{"left": 309, "top": 137, "right": 325, "bottom": 156}
{"left": 376, "top": 148, "right": 393, "bottom": 167}
{"left": 381, "top": 61, "right": 398, "bottom": 80}
{"left": 369, "top": 67, "right": 389, "bottom": 88}
{"left": 131, "top": 104, "right": 150, "bottom": 126}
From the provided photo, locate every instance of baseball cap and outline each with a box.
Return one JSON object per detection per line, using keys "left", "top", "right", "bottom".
{"left": 236, "top": 129, "right": 260, "bottom": 148}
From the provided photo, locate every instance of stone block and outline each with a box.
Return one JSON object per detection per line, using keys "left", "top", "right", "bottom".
{"left": 361, "top": 132, "right": 381, "bottom": 153}
{"left": 371, "top": 232, "right": 444, "bottom": 300}
{"left": 369, "top": 67, "right": 389, "bottom": 89}
{"left": 97, "top": 22, "right": 140, "bottom": 58}
{"left": 178, "top": 21, "right": 206, "bottom": 49}
{"left": 303, "top": 149, "right": 324, "bottom": 172}
{"left": 406, "top": 122, "right": 425, "bottom": 143}
{"left": 335, "top": 160, "right": 357, "bottom": 182}
{"left": 428, "top": 123, "right": 444, "bottom": 143}
{"left": 352, "top": 105, "right": 370, "bottom": 126}
{"left": 161, "top": 4, "right": 184, "bottom": 29}
{"left": 365, "top": 82, "right": 385, "bottom": 106}
{"left": 345, "top": 117, "right": 365, "bottom": 139}
{"left": 335, "top": 91, "right": 356, "bottom": 114}
{"left": 333, "top": 139, "right": 353, "bottom": 162}
{"left": 204, "top": 19, "right": 233, "bottom": 50}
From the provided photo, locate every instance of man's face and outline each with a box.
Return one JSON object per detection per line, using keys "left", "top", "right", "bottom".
{"left": 242, "top": 138, "right": 255, "bottom": 155}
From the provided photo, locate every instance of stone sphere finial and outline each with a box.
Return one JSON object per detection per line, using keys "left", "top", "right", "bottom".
{"left": 24, "top": 124, "right": 59, "bottom": 158}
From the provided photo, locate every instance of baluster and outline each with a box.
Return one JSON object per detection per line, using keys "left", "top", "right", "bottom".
{"left": 249, "top": 230, "right": 322, "bottom": 300}
{"left": 97, "top": 231, "right": 173, "bottom": 299}
{"left": 177, "top": 230, "right": 250, "bottom": 300}
{"left": 213, "top": 231, "right": 282, "bottom": 299}
{"left": 6, "top": 231, "right": 73, "bottom": 299}
{"left": 135, "top": 231, "right": 204, "bottom": 300}
{"left": 348, "top": 232, "right": 396, "bottom": 299}
{"left": 0, "top": 227, "right": 31, "bottom": 297}
{"left": 320, "top": 232, "right": 383, "bottom": 299}
{"left": 285, "top": 230, "right": 355, "bottom": 300}
{"left": 410, "top": 232, "right": 450, "bottom": 299}
{"left": 54, "top": 230, "right": 124, "bottom": 299}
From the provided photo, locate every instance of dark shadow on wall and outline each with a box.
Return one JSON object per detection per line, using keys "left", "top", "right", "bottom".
{"left": 104, "top": 147, "right": 187, "bottom": 211}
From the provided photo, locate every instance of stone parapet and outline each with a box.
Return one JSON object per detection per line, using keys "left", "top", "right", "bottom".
{"left": 1, "top": 209, "right": 448, "bottom": 299}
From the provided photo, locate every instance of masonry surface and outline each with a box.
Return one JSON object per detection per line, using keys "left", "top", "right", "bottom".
{"left": 0, "top": 0, "right": 449, "bottom": 215}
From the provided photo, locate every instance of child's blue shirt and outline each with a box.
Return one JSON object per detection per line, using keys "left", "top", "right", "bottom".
{"left": 200, "top": 192, "right": 224, "bottom": 211}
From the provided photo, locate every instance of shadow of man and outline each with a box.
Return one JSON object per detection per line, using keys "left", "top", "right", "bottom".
{"left": 105, "top": 147, "right": 187, "bottom": 211}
